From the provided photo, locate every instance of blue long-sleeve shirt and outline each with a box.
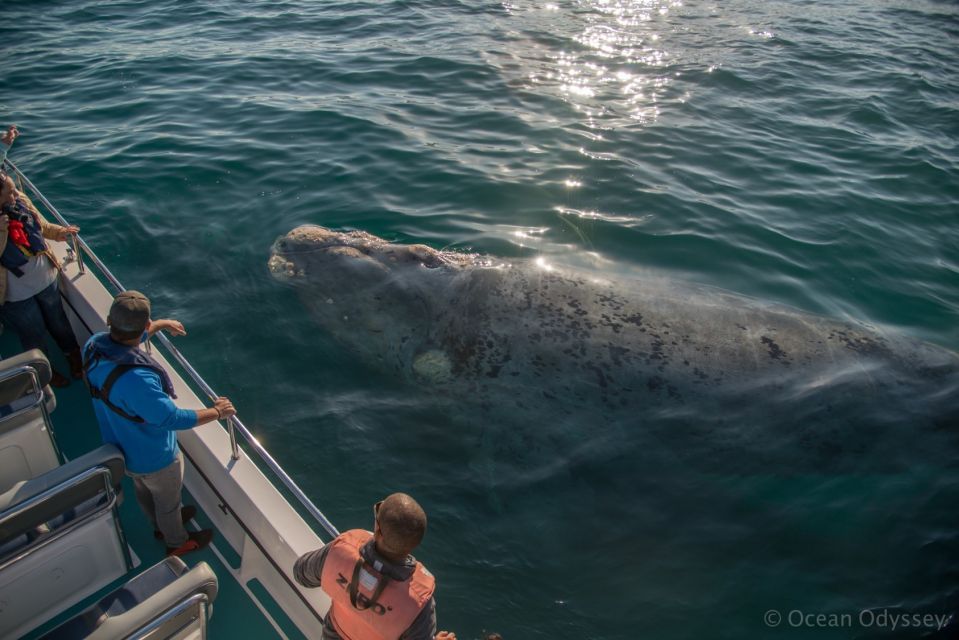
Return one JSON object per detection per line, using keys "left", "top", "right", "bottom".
{"left": 84, "top": 333, "right": 198, "bottom": 474}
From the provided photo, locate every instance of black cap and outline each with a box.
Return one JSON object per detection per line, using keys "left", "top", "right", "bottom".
{"left": 108, "top": 290, "right": 151, "bottom": 337}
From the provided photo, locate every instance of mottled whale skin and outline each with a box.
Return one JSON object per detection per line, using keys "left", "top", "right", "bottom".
{"left": 269, "top": 225, "right": 958, "bottom": 466}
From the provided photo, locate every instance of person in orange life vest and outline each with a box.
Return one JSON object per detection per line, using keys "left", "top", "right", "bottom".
{"left": 0, "top": 173, "right": 83, "bottom": 386}
{"left": 293, "top": 493, "right": 457, "bottom": 640}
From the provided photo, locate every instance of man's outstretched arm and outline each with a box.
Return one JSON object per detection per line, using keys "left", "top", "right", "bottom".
{"left": 293, "top": 544, "right": 332, "bottom": 588}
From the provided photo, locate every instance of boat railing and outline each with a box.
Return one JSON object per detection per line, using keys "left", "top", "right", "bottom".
{"left": 2, "top": 158, "right": 339, "bottom": 541}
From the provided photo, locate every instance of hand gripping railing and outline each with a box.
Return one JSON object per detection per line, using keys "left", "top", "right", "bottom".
{"left": 3, "top": 159, "right": 339, "bottom": 540}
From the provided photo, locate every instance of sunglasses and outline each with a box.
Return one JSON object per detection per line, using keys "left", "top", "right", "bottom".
{"left": 373, "top": 500, "right": 382, "bottom": 525}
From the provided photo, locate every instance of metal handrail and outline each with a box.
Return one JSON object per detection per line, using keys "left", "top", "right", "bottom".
{"left": 3, "top": 159, "right": 339, "bottom": 540}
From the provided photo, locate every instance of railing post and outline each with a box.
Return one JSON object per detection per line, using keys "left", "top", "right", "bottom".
{"left": 228, "top": 416, "right": 240, "bottom": 461}
{"left": 70, "top": 233, "right": 85, "bottom": 274}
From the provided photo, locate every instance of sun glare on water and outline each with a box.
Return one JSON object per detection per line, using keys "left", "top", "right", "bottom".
{"left": 518, "top": 0, "right": 683, "bottom": 128}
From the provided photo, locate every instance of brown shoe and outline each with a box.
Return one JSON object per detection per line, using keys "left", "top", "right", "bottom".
{"left": 166, "top": 529, "right": 214, "bottom": 557}
{"left": 66, "top": 349, "right": 84, "bottom": 379}
{"left": 50, "top": 370, "right": 70, "bottom": 388}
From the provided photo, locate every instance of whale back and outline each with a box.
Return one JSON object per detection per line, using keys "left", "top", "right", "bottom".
{"left": 412, "top": 262, "right": 959, "bottom": 468}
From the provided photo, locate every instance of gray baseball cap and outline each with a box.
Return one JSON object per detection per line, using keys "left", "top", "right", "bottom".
{"left": 108, "top": 290, "right": 151, "bottom": 335}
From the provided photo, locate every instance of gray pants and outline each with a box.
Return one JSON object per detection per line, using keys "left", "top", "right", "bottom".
{"left": 129, "top": 451, "right": 188, "bottom": 547}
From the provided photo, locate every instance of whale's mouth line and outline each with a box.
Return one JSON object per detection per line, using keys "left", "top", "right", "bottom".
{"left": 271, "top": 243, "right": 349, "bottom": 256}
{"left": 271, "top": 237, "right": 382, "bottom": 258}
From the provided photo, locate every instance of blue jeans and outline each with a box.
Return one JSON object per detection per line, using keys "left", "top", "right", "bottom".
{"left": 0, "top": 278, "right": 79, "bottom": 356}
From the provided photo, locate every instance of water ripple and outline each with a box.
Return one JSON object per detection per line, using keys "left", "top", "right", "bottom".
{"left": 2, "top": 0, "right": 959, "bottom": 637}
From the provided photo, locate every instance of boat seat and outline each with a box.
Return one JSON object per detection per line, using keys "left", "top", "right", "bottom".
{"left": 0, "top": 349, "right": 61, "bottom": 494}
{"left": 41, "top": 556, "right": 219, "bottom": 640}
{"left": 0, "top": 444, "right": 131, "bottom": 640}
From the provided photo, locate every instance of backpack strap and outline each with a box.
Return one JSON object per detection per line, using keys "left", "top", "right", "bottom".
{"left": 87, "top": 362, "right": 146, "bottom": 424}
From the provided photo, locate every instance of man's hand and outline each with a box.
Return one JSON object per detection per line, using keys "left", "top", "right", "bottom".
{"left": 196, "top": 396, "right": 237, "bottom": 427}
{"left": 152, "top": 318, "right": 186, "bottom": 337}
{"left": 1, "top": 125, "right": 18, "bottom": 147}
{"left": 213, "top": 397, "right": 236, "bottom": 421}
{"left": 435, "top": 633, "right": 457, "bottom": 640}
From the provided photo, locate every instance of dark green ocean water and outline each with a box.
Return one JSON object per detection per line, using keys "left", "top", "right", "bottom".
{"left": 3, "top": 1, "right": 958, "bottom": 638}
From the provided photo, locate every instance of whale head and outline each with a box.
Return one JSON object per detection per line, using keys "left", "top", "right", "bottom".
{"left": 269, "top": 225, "right": 448, "bottom": 286}
{"left": 268, "top": 225, "right": 454, "bottom": 371}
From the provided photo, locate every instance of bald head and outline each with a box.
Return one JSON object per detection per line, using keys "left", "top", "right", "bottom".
{"left": 376, "top": 493, "right": 427, "bottom": 558}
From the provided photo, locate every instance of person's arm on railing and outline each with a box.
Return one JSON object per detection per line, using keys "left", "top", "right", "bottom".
{"left": 0, "top": 125, "right": 18, "bottom": 165}
{"left": 195, "top": 397, "right": 236, "bottom": 426}
{"left": 149, "top": 318, "right": 186, "bottom": 338}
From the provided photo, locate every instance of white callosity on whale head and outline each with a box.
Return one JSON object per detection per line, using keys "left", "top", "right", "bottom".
{"left": 270, "top": 224, "right": 479, "bottom": 278}
{"left": 267, "top": 253, "right": 302, "bottom": 280}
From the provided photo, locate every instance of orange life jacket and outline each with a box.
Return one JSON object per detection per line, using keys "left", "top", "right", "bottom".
{"left": 320, "top": 529, "right": 435, "bottom": 640}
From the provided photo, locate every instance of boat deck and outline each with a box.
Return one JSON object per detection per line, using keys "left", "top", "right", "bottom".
{"left": 6, "top": 335, "right": 304, "bottom": 640}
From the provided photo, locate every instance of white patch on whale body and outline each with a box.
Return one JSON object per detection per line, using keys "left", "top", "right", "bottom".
{"left": 413, "top": 349, "right": 453, "bottom": 384}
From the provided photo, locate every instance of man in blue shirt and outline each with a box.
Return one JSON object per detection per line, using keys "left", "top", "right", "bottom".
{"left": 83, "top": 290, "right": 236, "bottom": 557}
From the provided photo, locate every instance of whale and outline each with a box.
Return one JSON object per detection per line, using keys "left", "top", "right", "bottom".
{"left": 269, "top": 225, "right": 959, "bottom": 470}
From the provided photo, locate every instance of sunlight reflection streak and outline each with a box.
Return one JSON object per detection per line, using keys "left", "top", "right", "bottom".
{"left": 527, "top": 0, "right": 683, "bottom": 127}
